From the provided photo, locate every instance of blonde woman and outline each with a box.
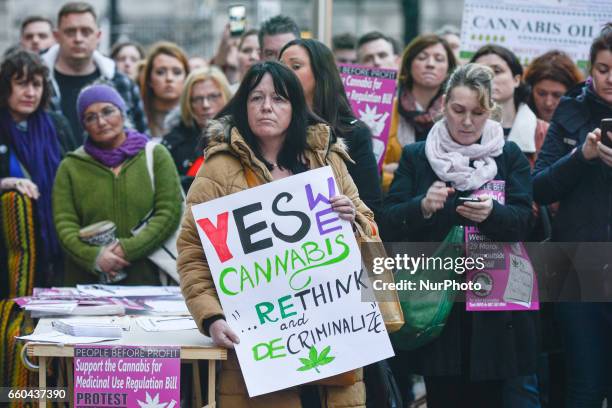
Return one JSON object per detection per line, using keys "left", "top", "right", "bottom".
{"left": 383, "top": 63, "right": 536, "bottom": 406}
{"left": 162, "top": 67, "right": 232, "bottom": 191}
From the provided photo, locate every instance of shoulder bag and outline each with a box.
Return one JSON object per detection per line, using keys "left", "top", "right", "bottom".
{"left": 131, "top": 141, "right": 184, "bottom": 285}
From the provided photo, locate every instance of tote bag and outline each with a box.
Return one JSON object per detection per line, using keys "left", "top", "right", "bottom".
{"left": 132, "top": 142, "right": 184, "bottom": 284}
{"left": 390, "top": 225, "right": 464, "bottom": 350}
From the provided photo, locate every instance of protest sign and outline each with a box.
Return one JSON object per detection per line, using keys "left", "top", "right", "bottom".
{"left": 339, "top": 64, "right": 397, "bottom": 169}
{"left": 74, "top": 345, "right": 180, "bottom": 408}
{"left": 465, "top": 180, "right": 539, "bottom": 311}
{"left": 191, "top": 166, "right": 394, "bottom": 397}
{"left": 460, "top": 0, "right": 612, "bottom": 69}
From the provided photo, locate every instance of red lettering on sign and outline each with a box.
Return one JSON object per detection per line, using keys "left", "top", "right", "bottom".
{"left": 196, "top": 212, "right": 233, "bottom": 262}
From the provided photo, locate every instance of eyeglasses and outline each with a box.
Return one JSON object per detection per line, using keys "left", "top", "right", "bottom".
{"left": 191, "top": 93, "right": 223, "bottom": 105}
{"left": 83, "top": 106, "right": 120, "bottom": 126}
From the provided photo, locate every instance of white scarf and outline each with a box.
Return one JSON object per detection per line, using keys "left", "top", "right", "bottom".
{"left": 425, "top": 119, "right": 505, "bottom": 191}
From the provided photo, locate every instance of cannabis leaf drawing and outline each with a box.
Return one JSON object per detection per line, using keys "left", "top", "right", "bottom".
{"left": 137, "top": 392, "right": 167, "bottom": 408}
{"left": 297, "top": 345, "right": 335, "bottom": 373}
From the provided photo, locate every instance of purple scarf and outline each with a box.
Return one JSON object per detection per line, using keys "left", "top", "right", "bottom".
{"left": 84, "top": 129, "right": 149, "bottom": 167}
{"left": 0, "top": 108, "right": 62, "bottom": 264}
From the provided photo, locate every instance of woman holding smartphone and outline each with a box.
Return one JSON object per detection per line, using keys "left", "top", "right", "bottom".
{"left": 533, "top": 25, "right": 612, "bottom": 407}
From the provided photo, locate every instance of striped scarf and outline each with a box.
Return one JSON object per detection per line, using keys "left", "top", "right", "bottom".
{"left": 1, "top": 192, "right": 36, "bottom": 404}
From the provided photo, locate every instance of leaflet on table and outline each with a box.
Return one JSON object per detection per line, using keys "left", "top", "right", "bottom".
{"left": 52, "top": 316, "right": 131, "bottom": 337}
{"left": 76, "top": 284, "right": 182, "bottom": 298}
{"left": 17, "top": 331, "right": 120, "bottom": 344}
{"left": 24, "top": 302, "right": 78, "bottom": 314}
{"left": 135, "top": 316, "right": 197, "bottom": 332}
{"left": 18, "top": 297, "right": 145, "bottom": 316}
{"left": 464, "top": 180, "right": 539, "bottom": 311}
{"left": 143, "top": 300, "right": 190, "bottom": 315}
{"left": 73, "top": 345, "right": 180, "bottom": 408}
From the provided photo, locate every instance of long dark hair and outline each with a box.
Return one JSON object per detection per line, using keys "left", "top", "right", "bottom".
{"left": 279, "top": 38, "right": 356, "bottom": 136}
{"left": 0, "top": 50, "right": 51, "bottom": 111}
{"left": 216, "top": 61, "right": 321, "bottom": 174}
{"left": 470, "top": 44, "right": 530, "bottom": 111}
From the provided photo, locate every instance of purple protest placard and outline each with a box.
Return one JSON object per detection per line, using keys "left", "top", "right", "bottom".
{"left": 74, "top": 345, "right": 180, "bottom": 408}
{"left": 464, "top": 180, "right": 539, "bottom": 311}
{"left": 338, "top": 64, "right": 397, "bottom": 170}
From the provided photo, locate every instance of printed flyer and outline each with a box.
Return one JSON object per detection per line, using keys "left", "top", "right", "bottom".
{"left": 338, "top": 64, "right": 397, "bottom": 169}
{"left": 74, "top": 345, "right": 180, "bottom": 408}
{"left": 464, "top": 180, "right": 540, "bottom": 311}
{"left": 460, "top": 0, "right": 612, "bottom": 68}
{"left": 191, "top": 166, "right": 395, "bottom": 397}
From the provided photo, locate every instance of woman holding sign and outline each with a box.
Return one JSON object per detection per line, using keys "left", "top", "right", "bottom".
{"left": 533, "top": 26, "right": 612, "bottom": 407}
{"left": 177, "top": 61, "right": 377, "bottom": 407}
{"left": 383, "top": 63, "right": 537, "bottom": 407}
{"left": 279, "top": 38, "right": 383, "bottom": 221}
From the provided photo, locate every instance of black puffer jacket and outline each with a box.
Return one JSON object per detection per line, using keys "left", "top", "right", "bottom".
{"left": 161, "top": 121, "right": 204, "bottom": 192}
{"left": 533, "top": 83, "right": 612, "bottom": 242}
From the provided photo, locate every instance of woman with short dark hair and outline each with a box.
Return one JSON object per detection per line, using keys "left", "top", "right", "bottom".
{"left": 0, "top": 50, "right": 76, "bottom": 290}
{"left": 524, "top": 50, "right": 583, "bottom": 123}
{"left": 110, "top": 41, "right": 146, "bottom": 82}
{"left": 0, "top": 50, "right": 76, "bottom": 391}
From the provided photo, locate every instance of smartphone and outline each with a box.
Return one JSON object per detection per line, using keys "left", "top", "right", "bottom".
{"left": 229, "top": 5, "right": 246, "bottom": 37}
{"left": 601, "top": 118, "right": 612, "bottom": 148}
{"left": 456, "top": 196, "right": 481, "bottom": 206}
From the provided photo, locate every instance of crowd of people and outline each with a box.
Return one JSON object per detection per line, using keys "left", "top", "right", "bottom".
{"left": 1, "top": 1, "right": 611, "bottom": 407}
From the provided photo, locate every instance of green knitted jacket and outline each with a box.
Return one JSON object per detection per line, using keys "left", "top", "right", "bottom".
{"left": 52, "top": 143, "right": 182, "bottom": 285}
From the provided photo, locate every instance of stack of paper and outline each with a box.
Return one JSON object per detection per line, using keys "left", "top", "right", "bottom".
{"left": 135, "top": 316, "right": 197, "bottom": 332}
{"left": 144, "top": 300, "right": 189, "bottom": 315}
{"left": 17, "top": 331, "right": 120, "bottom": 344}
{"left": 52, "top": 319, "right": 123, "bottom": 338}
{"left": 77, "top": 285, "right": 182, "bottom": 298}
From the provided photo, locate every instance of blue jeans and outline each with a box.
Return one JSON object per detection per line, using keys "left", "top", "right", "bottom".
{"left": 556, "top": 303, "right": 612, "bottom": 407}
{"left": 503, "top": 374, "right": 541, "bottom": 408}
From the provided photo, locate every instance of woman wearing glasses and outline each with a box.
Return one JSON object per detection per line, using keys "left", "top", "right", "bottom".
{"left": 162, "top": 67, "right": 232, "bottom": 192}
{"left": 53, "top": 84, "right": 182, "bottom": 285}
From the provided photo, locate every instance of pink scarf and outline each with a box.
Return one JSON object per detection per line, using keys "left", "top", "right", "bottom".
{"left": 425, "top": 119, "right": 504, "bottom": 191}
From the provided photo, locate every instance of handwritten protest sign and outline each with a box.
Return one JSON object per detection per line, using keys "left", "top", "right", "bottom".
{"left": 460, "top": 0, "right": 612, "bottom": 69}
{"left": 74, "top": 345, "right": 180, "bottom": 408}
{"left": 191, "top": 166, "right": 394, "bottom": 397}
{"left": 465, "top": 180, "right": 539, "bottom": 311}
{"left": 339, "top": 64, "right": 397, "bottom": 169}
